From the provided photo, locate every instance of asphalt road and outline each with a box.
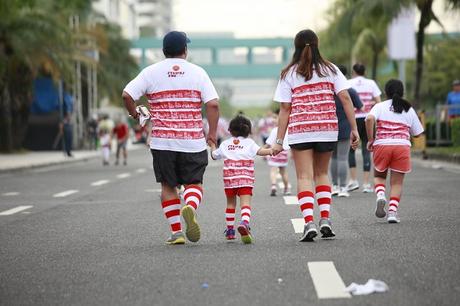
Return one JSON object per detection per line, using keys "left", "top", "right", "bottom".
{"left": 1, "top": 148, "right": 459, "bottom": 306}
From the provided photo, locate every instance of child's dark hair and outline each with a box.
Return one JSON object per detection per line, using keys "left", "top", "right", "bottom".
{"left": 228, "top": 115, "right": 252, "bottom": 138}
{"left": 385, "top": 79, "right": 412, "bottom": 113}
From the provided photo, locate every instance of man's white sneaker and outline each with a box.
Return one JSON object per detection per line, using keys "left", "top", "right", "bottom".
{"left": 362, "top": 184, "right": 373, "bottom": 193}
{"left": 387, "top": 211, "right": 400, "bottom": 223}
{"left": 332, "top": 185, "right": 340, "bottom": 196}
{"left": 338, "top": 187, "right": 350, "bottom": 197}
{"left": 347, "top": 181, "right": 359, "bottom": 192}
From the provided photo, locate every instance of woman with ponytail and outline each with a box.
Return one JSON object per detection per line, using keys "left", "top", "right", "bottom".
{"left": 365, "top": 79, "right": 424, "bottom": 223}
{"left": 210, "top": 115, "right": 273, "bottom": 243}
{"left": 272, "top": 29, "right": 359, "bottom": 242}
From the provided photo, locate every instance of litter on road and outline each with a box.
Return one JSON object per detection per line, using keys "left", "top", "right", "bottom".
{"left": 345, "top": 279, "right": 389, "bottom": 295}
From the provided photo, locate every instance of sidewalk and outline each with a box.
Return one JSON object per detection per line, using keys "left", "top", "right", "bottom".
{"left": 0, "top": 143, "right": 146, "bottom": 172}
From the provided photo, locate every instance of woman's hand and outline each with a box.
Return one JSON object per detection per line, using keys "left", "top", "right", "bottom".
{"left": 366, "top": 140, "right": 374, "bottom": 152}
{"left": 350, "top": 129, "right": 360, "bottom": 150}
{"left": 272, "top": 143, "right": 283, "bottom": 156}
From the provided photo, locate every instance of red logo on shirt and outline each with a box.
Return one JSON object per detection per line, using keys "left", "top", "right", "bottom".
{"left": 233, "top": 139, "right": 240, "bottom": 145}
{"left": 168, "top": 65, "right": 185, "bottom": 78}
{"left": 172, "top": 65, "right": 180, "bottom": 71}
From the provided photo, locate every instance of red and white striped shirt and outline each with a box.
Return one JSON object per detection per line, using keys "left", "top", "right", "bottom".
{"left": 124, "top": 58, "right": 218, "bottom": 153}
{"left": 212, "top": 137, "right": 260, "bottom": 189}
{"left": 368, "top": 99, "right": 424, "bottom": 146}
{"left": 349, "top": 76, "right": 382, "bottom": 118}
{"left": 273, "top": 64, "right": 349, "bottom": 144}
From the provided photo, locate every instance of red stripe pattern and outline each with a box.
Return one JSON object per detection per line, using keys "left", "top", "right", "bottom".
{"left": 355, "top": 91, "right": 375, "bottom": 115}
{"left": 315, "top": 185, "right": 332, "bottom": 219}
{"left": 376, "top": 119, "right": 411, "bottom": 141}
{"left": 289, "top": 82, "right": 338, "bottom": 135}
{"left": 226, "top": 208, "right": 236, "bottom": 229}
{"left": 298, "top": 190, "right": 315, "bottom": 223}
{"left": 374, "top": 184, "right": 386, "bottom": 197}
{"left": 223, "top": 159, "right": 255, "bottom": 188}
{"left": 183, "top": 185, "right": 203, "bottom": 211}
{"left": 389, "top": 197, "right": 400, "bottom": 212}
{"left": 162, "top": 198, "right": 182, "bottom": 233}
{"left": 147, "top": 89, "right": 204, "bottom": 140}
{"left": 241, "top": 205, "right": 251, "bottom": 224}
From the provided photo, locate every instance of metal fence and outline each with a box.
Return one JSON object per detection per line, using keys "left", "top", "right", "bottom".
{"left": 426, "top": 103, "right": 460, "bottom": 146}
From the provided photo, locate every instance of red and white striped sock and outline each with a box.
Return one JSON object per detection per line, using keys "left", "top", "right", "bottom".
{"left": 183, "top": 185, "right": 203, "bottom": 211}
{"left": 240, "top": 205, "right": 251, "bottom": 224}
{"left": 316, "top": 185, "right": 332, "bottom": 219}
{"left": 375, "top": 184, "right": 386, "bottom": 197}
{"left": 162, "top": 198, "right": 181, "bottom": 233}
{"left": 298, "top": 191, "right": 314, "bottom": 223}
{"left": 389, "top": 197, "right": 400, "bottom": 212}
{"left": 225, "top": 208, "right": 236, "bottom": 229}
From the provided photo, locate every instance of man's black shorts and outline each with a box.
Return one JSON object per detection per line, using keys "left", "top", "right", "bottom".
{"left": 150, "top": 149, "right": 208, "bottom": 187}
{"left": 289, "top": 141, "right": 337, "bottom": 153}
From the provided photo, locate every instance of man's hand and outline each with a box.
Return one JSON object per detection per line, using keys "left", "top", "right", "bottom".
{"left": 206, "top": 134, "right": 217, "bottom": 147}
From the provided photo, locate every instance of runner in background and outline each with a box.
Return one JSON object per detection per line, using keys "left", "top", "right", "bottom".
{"left": 366, "top": 79, "right": 424, "bottom": 223}
{"left": 265, "top": 110, "right": 291, "bottom": 196}
{"left": 330, "top": 65, "right": 363, "bottom": 197}
{"left": 257, "top": 110, "right": 276, "bottom": 144}
{"left": 348, "top": 63, "right": 382, "bottom": 193}
{"left": 113, "top": 118, "right": 129, "bottom": 165}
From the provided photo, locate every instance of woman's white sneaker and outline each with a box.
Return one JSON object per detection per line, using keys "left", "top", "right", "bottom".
{"left": 387, "top": 211, "right": 400, "bottom": 223}
{"left": 338, "top": 187, "right": 350, "bottom": 197}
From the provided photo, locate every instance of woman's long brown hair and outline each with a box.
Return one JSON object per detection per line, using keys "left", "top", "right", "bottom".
{"left": 281, "top": 29, "right": 336, "bottom": 80}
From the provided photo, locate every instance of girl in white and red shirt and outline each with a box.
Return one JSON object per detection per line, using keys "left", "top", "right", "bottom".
{"left": 211, "top": 115, "right": 272, "bottom": 244}
{"left": 272, "top": 29, "right": 359, "bottom": 242}
{"left": 366, "top": 79, "right": 424, "bottom": 223}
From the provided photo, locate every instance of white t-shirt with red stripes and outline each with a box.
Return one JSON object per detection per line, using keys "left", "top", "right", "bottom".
{"left": 212, "top": 137, "right": 260, "bottom": 189}
{"left": 266, "top": 127, "right": 289, "bottom": 167}
{"left": 123, "top": 58, "right": 219, "bottom": 153}
{"left": 273, "top": 64, "right": 350, "bottom": 144}
{"left": 368, "top": 99, "right": 424, "bottom": 147}
{"left": 348, "top": 76, "right": 382, "bottom": 119}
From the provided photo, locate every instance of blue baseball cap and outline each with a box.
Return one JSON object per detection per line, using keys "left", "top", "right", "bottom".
{"left": 163, "top": 31, "right": 191, "bottom": 55}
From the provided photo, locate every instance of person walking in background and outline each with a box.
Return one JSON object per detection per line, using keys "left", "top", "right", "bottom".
{"left": 122, "top": 31, "right": 219, "bottom": 245}
{"left": 265, "top": 110, "right": 291, "bottom": 196}
{"left": 257, "top": 110, "right": 276, "bottom": 144}
{"left": 113, "top": 118, "right": 129, "bottom": 165}
{"left": 87, "top": 114, "right": 99, "bottom": 150}
{"left": 60, "top": 112, "right": 73, "bottom": 157}
{"left": 365, "top": 79, "right": 424, "bottom": 223}
{"left": 272, "top": 29, "right": 359, "bottom": 242}
{"left": 330, "top": 65, "right": 363, "bottom": 198}
{"left": 210, "top": 115, "right": 273, "bottom": 243}
{"left": 347, "top": 63, "right": 382, "bottom": 193}
{"left": 100, "top": 127, "right": 111, "bottom": 166}
{"left": 446, "top": 79, "right": 460, "bottom": 119}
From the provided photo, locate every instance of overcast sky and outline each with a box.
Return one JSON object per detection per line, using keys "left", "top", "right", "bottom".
{"left": 173, "top": 0, "right": 460, "bottom": 38}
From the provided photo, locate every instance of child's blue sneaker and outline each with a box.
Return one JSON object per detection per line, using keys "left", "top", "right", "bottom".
{"left": 224, "top": 228, "right": 236, "bottom": 240}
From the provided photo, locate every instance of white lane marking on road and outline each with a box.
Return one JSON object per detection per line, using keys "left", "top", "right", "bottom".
{"left": 116, "top": 173, "right": 131, "bottom": 179}
{"left": 0, "top": 205, "right": 33, "bottom": 216}
{"left": 91, "top": 180, "right": 110, "bottom": 187}
{"left": 283, "top": 196, "right": 298, "bottom": 205}
{"left": 136, "top": 168, "right": 146, "bottom": 173}
{"left": 53, "top": 190, "right": 79, "bottom": 198}
{"left": 278, "top": 182, "right": 285, "bottom": 189}
{"left": 308, "top": 261, "right": 352, "bottom": 299}
{"left": 291, "top": 218, "right": 305, "bottom": 233}
{"left": 2, "top": 192, "right": 20, "bottom": 196}
{"left": 145, "top": 188, "right": 162, "bottom": 193}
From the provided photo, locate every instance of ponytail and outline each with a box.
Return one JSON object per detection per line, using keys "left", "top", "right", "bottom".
{"left": 385, "top": 79, "right": 412, "bottom": 114}
{"left": 281, "top": 29, "right": 336, "bottom": 81}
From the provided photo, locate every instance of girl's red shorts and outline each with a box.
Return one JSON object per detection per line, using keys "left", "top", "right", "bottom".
{"left": 224, "top": 187, "right": 253, "bottom": 197}
{"left": 373, "top": 145, "right": 411, "bottom": 173}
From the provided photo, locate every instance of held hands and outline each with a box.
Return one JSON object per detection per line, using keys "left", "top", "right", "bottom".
{"left": 206, "top": 133, "right": 217, "bottom": 148}
{"left": 350, "top": 129, "right": 360, "bottom": 151}
{"left": 272, "top": 143, "right": 283, "bottom": 156}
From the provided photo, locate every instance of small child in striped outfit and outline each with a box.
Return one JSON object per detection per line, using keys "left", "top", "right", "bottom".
{"left": 365, "top": 79, "right": 424, "bottom": 223}
{"left": 210, "top": 115, "right": 273, "bottom": 243}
